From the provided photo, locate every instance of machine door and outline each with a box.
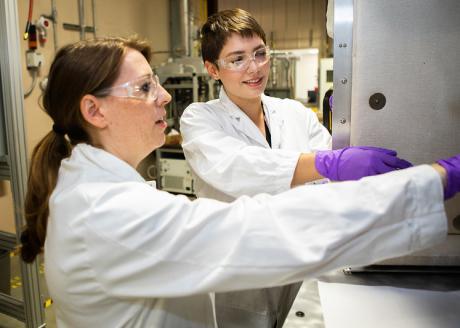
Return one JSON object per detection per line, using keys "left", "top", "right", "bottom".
{"left": 333, "top": 0, "right": 460, "bottom": 265}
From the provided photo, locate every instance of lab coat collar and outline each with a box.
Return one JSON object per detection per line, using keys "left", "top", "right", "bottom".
{"left": 219, "top": 88, "right": 279, "bottom": 148}
{"left": 218, "top": 88, "right": 246, "bottom": 119}
{"left": 261, "top": 94, "right": 284, "bottom": 149}
{"left": 71, "top": 143, "right": 147, "bottom": 184}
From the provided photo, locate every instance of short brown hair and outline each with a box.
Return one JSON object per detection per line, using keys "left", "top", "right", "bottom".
{"left": 200, "top": 8, "right": 266, "bottom": 64}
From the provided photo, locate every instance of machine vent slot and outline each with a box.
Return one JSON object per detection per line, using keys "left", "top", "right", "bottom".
{"left": 164, "top": 176, "right": 184, "bottom": 190}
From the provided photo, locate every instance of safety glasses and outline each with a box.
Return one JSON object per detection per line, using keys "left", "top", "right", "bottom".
{"left": 94, "top": 74, "right": 160, "bottom": 101}
{"left": 216, "top": 46, "right": 271, "bottom": 72}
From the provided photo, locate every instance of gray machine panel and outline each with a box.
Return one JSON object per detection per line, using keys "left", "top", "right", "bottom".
{"left": 350, "top": 1, "right": 460, "bottom": 164}
{"left": 334, "top": 0, "right": 460, "bottom": 265}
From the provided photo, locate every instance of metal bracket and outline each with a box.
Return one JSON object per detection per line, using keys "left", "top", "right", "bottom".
{"left": 332, "top": 0, "right": 354, "bottom": 149}
{"left": 62, "top": 23, "right": 95, "bottom": 33}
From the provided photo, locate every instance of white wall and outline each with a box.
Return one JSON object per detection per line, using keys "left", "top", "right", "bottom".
{"left": 288, "top": 48, "right": 319, "bottom": 101}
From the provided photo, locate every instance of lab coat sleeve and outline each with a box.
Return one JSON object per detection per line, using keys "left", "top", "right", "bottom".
{"left": 180, "top": 103, "right": 301, "bottom": 197}
{"left": 82, "top": 165, "right": 447, "bottom": 299}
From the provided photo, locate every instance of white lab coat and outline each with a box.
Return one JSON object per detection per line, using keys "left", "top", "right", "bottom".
{"left": 180, "top": 88, "right": 332, "bottom": 202}
{"left": 45, "top": 143, "right": 447, "bottom": 328}
{"left": 180, "top": 89, "right": 332, "bottom": 327}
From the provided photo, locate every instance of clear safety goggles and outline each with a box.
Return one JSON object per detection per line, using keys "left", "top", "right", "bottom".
{"left": 94, "top": 74, "right": 160, "bottom": 101}
{"left": 216, "top": 46, "right": 271, "bottom": 71}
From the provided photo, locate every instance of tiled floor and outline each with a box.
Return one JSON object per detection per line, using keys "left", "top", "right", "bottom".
{"left": 0, "top": 253, "right": 56, "bottom": 328}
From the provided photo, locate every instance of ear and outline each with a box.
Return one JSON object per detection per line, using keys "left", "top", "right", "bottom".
{"left": 204, "top": 61, "right": 220, "bottom": 80}
{"left": 80, "top": 94, "right": 107, "bottom": 129}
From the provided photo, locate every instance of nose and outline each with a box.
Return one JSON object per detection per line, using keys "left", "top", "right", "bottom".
{"left": 246, "top": 57, "right": 259, "bottom": 73}
{"left": 156, "top": 84, "right": 172, "bottom": 107}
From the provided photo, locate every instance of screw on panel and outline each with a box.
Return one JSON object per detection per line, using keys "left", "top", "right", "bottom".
{"left": 340, "top": 119, "right": 347, "bottom": 124}
{"left": 341, "top": 78, "right": 347, "bottom": 84}
{"left": 343, "top": 267, "right": 352, "bottom": 275}
{"left": 369, "top": 93, "right": 386, "bottom": 110}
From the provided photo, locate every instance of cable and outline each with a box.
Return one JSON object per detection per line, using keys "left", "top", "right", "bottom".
{"left": 24, "top": 0, "right": 34, "bottom": 40}
{"left": 24, "top": 70, "right": 38, "bottom": 98}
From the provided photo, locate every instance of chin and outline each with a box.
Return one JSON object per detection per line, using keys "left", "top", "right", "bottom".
{"left": 146, "top": 138, "right": 165, "bottom": 154}
{"left": 156, "top": 136, "right": 166, "bottom": 149}
{"left": 245, "top": 89, "right": 265, "bottom": 99}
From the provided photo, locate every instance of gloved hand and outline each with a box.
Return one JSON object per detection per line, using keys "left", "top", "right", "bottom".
{"left": 315, "top": 146, "right": 413, "bottom": 181}
{"left": 436, "top": 154, "right": 460, "bottom": 200}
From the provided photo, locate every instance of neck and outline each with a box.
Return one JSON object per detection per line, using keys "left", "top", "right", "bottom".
{"left": 227, "top": 91, "right": 264, "bottom": 125}
{"left": 92, "top": 130, "right": 143, "bottom": 169}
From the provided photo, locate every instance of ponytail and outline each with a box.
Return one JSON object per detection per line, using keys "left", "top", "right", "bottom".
{"left": 20, "top": 131, "right": 71, "bottom": 263}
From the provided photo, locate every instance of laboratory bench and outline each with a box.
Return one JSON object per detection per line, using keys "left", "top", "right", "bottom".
{"left": 283, "top": 267, "right": 460, "bottom": 328}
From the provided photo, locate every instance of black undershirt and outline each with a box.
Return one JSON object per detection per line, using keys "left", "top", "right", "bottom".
{"left": 263, "top": 109, "right": 272, "bottom": 148}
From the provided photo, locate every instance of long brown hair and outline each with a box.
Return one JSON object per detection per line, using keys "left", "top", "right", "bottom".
{"left": 20, "top": 37, "right": 151, "bottom": 263}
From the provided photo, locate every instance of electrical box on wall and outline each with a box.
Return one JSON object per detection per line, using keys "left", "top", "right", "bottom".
{"left": 25, "top": 50, "right": 44, "bottom": 69}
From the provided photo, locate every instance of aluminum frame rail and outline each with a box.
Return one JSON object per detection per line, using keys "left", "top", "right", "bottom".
{"left": 0, "top": 0, "right": 46, "bottom": 326}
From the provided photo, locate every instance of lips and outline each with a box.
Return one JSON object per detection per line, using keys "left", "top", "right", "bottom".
{"left": 243, "top": 77, "right": 263, "bottom": 86}
{"left": 155, "top": 117, "right": 167, "bottom": 128}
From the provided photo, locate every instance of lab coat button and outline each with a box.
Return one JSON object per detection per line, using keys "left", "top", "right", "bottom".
{"left": 295, "top": 311, "right": 305, "bottom": 317}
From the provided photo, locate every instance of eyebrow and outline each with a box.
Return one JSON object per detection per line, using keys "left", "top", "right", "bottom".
{"left": 224, "top": 45, "right": 266, "bottom": 57}
{"left": 138, "top": 72, "right": 154, "bottom": 80}
{"left": 111, "top": 73, "right": 153, "bottom": 89}
{"left": 123, "top": 73, "right": 153, "bottom": 85}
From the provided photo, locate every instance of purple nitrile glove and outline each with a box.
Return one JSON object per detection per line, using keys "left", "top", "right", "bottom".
{"left": 329, "top": 95, "right": 334, "bottom": 111}
{"left": 436, "top": 154, "right": 460, "bottom": 200}
{"left": 315, "top": 146, "right": 413, "bottom": 181}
